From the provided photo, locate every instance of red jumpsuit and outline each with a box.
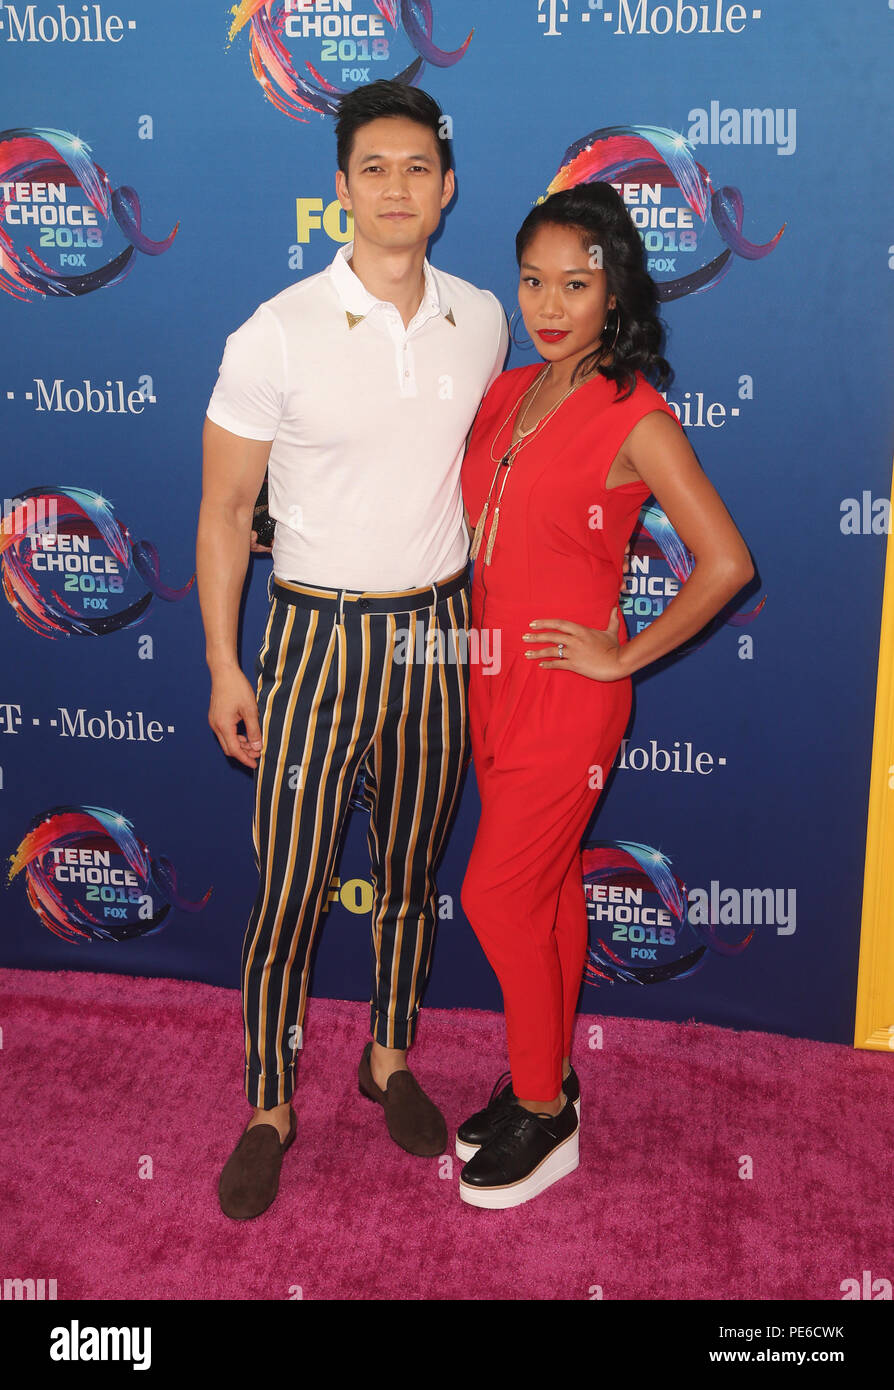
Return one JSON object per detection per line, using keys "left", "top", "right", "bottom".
{"left": 460, "top": 364, "right": 681, "bottom": 1101}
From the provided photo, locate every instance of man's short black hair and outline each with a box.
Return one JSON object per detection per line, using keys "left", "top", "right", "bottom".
{"left": 335, "top": 80, "right": 452, "bottom": 179}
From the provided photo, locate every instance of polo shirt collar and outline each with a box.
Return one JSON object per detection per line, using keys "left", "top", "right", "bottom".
{"left": 329, "top": 241, "right": 443, "bottom": 328}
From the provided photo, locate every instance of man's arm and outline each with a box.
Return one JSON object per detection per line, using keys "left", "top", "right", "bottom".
{"left": 461, "top": 296, "right": 508, "bottom": 542}
{"left": 196, "top": 417, "right": 273, "bottom": 768}
{"left": 486, "top": 292, "right": 509, "bottom": 392}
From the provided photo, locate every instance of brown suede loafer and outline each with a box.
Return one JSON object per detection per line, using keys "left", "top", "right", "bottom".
{"left": 218, "top": 1108, "right": 297, "bottom": 1220}
{"left": 358, "top": 1042, "right": 447, "bottom": 1157}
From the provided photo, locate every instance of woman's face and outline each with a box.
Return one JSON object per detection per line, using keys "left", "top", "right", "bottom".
{"left": 517, "top": 222, "right": 616, "bottom": 372}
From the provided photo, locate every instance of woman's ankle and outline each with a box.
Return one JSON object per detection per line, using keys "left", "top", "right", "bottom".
{"left": 518, "top": 1094, "right": 563, "bottom": 1117}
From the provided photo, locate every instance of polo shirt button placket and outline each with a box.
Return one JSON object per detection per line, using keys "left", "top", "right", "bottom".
{"left": 401, "top": 337, "right": 416, "bottom": 396}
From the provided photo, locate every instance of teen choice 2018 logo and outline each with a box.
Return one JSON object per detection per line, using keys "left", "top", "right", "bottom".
{"left": 0, "top": 128, "right": 178, "bottom": 302}
{"left": 7, "top": 804, "right": 211, "bottom": 944}
{"left": 227, "top": 1, "right": 473, "bottom": 122}
{"left": 624, "top": 503, "right": 765, "bottom": 645}
{"left": 583, "top": 840, "right": 752, "bottom": 986}
{"left": 548, "top": 124, "right": 785, "bottom": 300}
{"left": 0, "top": 486, "right": 194, "bottom": 638}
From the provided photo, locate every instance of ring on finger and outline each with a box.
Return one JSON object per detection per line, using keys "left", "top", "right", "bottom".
{"left": 557, "top": 642, "right": 565, "bottom": 660}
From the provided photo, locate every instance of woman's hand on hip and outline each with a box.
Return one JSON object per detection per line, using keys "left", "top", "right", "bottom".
{"left": 523, "top": 610, "right": 627, "bottom": 681}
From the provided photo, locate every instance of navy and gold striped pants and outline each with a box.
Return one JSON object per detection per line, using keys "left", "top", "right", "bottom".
{"left": 242, "top": 566, "right": 470, "bottom": 1109}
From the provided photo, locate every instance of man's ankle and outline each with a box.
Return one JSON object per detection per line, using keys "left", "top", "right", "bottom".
{"left": 369, "top": 1040, "right": 409, "bottom": 1086}
{"left": 248, "top": 1102, "right": 292, "bottom": 1133}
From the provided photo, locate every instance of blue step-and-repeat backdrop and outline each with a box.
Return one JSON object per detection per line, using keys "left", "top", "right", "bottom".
{"left": 2, "top": 1, "right": 892, "bottom": 1048}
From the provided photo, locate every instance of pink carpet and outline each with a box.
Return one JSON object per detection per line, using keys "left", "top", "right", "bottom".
{"left": 1, "top": 967, "right": 891, "bottom": 1300}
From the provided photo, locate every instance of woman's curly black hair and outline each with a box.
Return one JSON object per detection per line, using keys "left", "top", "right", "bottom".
{"left": 515, "top": 182, "right": 672, "bottom": 400}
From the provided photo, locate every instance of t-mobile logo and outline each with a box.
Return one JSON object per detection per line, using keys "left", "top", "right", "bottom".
{"left": 538, "top": 0, "right": 570, "bottom": 37}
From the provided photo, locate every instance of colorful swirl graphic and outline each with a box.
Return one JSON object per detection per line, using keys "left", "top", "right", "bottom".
{"left": 632, "top": 502, "right": 766, "bottom": 632}
{"left": 228, "top": 1, "right": 472, "bottom": 121}
{"left": 0, "top": 486, "right": 194, "bottom": 638}
{"left": 548, "top": 125, "right": 785, "bottom": 301}
{"left": 0, "top": 128, "right": 178, "bottom": 301}
{"left": 7, "top": 805, "right": 211, "bottom": 944}
{"left": 583, "top": 839, "right": 752, "bottom": 987}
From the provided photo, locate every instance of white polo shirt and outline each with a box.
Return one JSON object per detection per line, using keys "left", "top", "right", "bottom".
{"left": 206, "top": 242, "right": 507, "bottom": 591}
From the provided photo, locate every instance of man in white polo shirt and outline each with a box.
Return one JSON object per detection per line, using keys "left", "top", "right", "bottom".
{"left": 196, "top": 80, "right": 506, "bottom": 1219}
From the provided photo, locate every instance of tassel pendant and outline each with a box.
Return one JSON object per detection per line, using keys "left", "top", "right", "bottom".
{"left": 483, "top": 505, "right": 501, "bottom": 565}
{"left": 469, "top": 501, "right": 489, "bottom": 561}
{"left": 471, "top": 455, "right": 511, "bottom": 564}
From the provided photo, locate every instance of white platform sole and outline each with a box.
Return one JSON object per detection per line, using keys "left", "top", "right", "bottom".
{"left": 455, "top": 1096, "right": 580, "bottom": 1163}
{"left": 458, "top": 1124, "right": 580, "bottom": 1209}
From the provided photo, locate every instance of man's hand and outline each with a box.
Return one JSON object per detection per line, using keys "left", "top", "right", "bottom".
{"left": 250, "top": 530, "right": 273, "bottom": 555}
{"left": 208, "top": 666, "right": 264, "bottom": 768}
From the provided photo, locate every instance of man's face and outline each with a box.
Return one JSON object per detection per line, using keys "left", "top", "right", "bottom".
{"left": 335, "top": 116, "right": 454, "bottom": 251}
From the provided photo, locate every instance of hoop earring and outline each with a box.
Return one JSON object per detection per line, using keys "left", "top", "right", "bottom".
{"left": 508, "top": 307, "right": 533, "bottom": 350}
{"left": 602, "top": 306, "right": 621, "bottom": 354}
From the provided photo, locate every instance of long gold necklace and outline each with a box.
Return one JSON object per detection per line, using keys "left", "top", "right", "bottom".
{"left": 469, "top": 365, "right": 589, "bottom": 565}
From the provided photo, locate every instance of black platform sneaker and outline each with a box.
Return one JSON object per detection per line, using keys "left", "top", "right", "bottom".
{"left": 458, "top": 1096, "right": 580, "bottom": 1209}
{"left": 455, "top": 1066, "right": 581, "bottom": 1162}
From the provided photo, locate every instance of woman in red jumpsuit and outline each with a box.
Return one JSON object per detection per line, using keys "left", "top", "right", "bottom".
{"left": 457, "top": 183, "right": 754, "bottom": 1209}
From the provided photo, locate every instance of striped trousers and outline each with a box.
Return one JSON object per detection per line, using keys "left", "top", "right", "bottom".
{"left": 242, "top": 566, "right": 470, "bottom": 1109}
